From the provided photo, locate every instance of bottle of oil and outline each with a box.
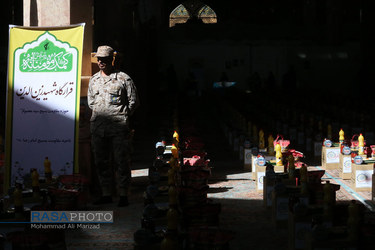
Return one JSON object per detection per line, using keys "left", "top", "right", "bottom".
{"left": 358, "top": 134, "right": 365, "bottom": 155}
{"left": 259, "top": 129, "right": 265, "bottom": 150}
{"left": 287, "top": 155, "right": 295, "bottom": 180}
{"left": 300, "top": 164, "right": 309, "bottom": 196}
{"left": 168, "top": 185, "right": 177, "bottom": 206}
{"left": 339, "top": 128, "right": 345, "bottom": 144}
{"left": 167, "top": 206, "right": 179, "bottom": 230}
{"left": 268, "top": 134, "right": 274, "bottom": 156}
{"left": 167, "top": 166, "right": 176, "bottom": 186}
{"left": 171, "top": 144, "right": 179, "bottom": 159}
{"left": 160, "top": 231, "right": 178, "bottom": 250}
{"left": 275, "top": 143, "right": 283, "bottom": 167}
{"left": 173, "top": 131, "right": 179, "bottom": 147}
{"left": 31, "top": 168, "right": 40, "bottom": 198}
{"left": 13, "top": 183, "right": 24, "bottom": 219}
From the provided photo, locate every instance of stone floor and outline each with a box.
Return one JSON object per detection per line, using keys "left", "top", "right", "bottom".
{"left": 63, "top": 138, "right": 375, "bottom": 250}
{"left": 63, "top": 98, "right": 375, "bottom": 250}
{"left": 3, "top": 96, "right": 375, "bottom": 249}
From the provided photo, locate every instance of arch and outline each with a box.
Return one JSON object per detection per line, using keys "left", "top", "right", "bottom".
{"left": 169, "top": 4, "right": 190, "bottom": 27}
{"left": 197, "top": 5, "right": 217, "bottom": 24}
{"left": 169, "top": 1, "right": 217, "bottom": 27}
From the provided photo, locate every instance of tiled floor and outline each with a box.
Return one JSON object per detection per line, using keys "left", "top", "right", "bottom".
{"left": 64, "top": 148, "right": 375, "bottom": 249}
{"left": 64, "top": 98, "right": 375, "bottom": 249}
{"left": 4, "top": 96, "right": 375, "bottom": 249}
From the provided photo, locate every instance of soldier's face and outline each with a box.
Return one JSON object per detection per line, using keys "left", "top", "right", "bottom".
{"left": 97, "top": 57, "right": 112, "bottom": 71}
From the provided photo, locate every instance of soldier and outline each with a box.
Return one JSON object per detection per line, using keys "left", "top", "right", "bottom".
{"left": 88, "top": 45, "right": 139, "bottom": 207}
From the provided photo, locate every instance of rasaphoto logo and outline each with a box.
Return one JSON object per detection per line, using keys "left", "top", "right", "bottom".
{"left": 30, "top": 211, "right": 113, "bottom": 223}
{"left": 19, "top": 34, "right": 73, "bottom": 72}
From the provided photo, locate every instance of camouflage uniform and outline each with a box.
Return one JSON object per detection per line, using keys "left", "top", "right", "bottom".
{"left": 88, "top": 70, "right": 139, "bottom": 196}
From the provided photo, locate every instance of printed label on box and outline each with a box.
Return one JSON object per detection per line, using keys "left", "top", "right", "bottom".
{"left": 355, "top": 170, "right": 373, "bottom": 188}
{"left": 343, "top": 157, "right": 352, "bottom": 173}
{"left": 244, "top": 149, "right": 252, "bottom": 165}
{"left": 326, "top": 148, "right": 340, "bottom": 163}
{"left": 252, "top": 155, "right": 257, "bottom": 170}
{"left": 257, "top": 172, "right": 265, "bottom": 190}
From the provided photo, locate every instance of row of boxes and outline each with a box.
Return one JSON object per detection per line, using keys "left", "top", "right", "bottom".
{"left": 262, "top": 172, "right": 348, "bottom": 250}
{"left": 322, "top": 145, "right": 374, "bottom": 192}
{"left": 243, "top": 149, "right": 288, "bottom": 192}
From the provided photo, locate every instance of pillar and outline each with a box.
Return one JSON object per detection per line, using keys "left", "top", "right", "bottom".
{"left": 23, "top": 0, "right": 93, "bottom": 96}
{"left": 22, "top": 0, "right": 94, "bottom": 180}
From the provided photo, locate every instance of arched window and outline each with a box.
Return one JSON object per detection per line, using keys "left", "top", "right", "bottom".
{"left": 169, "top": 1, "right": 217, "bottom": 27}
{"left": 169, "top": 4, "right": 190, "bottom": 27}
{"left": 198, "top": 5, "right": 217, "bottom": 24}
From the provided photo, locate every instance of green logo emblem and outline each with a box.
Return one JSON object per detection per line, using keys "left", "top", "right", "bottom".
{"left": 19, "top": 37, "right": 73, "bottom": 72}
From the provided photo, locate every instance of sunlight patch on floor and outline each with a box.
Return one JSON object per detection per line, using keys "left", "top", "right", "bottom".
{"left": 208, "top": 176, "right": 261, "bottom": 200}
{"left": 131, "top": 168, "right": 148, "bottom": 177}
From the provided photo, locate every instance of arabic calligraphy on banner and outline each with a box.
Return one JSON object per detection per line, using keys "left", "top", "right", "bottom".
{"left": 19, "top": 40, "right": 73, "bottom": 72}
{"left": 16, "top": 81, "right": 74, "bottom": 100}
{"left": 5, "top": 25, "right": 84, "bottom": 190}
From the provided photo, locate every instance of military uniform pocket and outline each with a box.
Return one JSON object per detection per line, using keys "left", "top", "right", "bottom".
{"left": 109, "top": 92, "right": 121, "bottom": 104}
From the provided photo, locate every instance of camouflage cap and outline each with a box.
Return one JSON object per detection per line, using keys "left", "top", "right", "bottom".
{"left": 95, "top": 45, "right": 114, "bottom": 57}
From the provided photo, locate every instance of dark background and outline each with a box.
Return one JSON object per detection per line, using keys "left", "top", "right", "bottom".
{"left": 1, "top": 0, "right": 375, "bottom": 143}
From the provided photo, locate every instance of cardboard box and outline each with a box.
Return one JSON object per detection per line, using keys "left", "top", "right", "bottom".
{"left": 372, "top": 173, "right": 375, "bottom": 204}
{"left": 251, "top": 154, "right": 276, "bottom": 179}
{"left": 321, "top": 146, "right": 340, "bottom": 170}
{"left": 351, "top": 162, "right": 373, "bottom": 192}
{"left": 339, "top": 154, "right": 352, "bottom": 179}
{"left": 243, "top": 148, "right": 252, "bottom": 171}
{"left": 274, "top": 165, "right": 285, "bottom": 173}
{"left": 263, "top": 176, "right": 276, "bottom": 208}
{"left": 272, "top": 191, "right": 289, "bottom": 227}
{"left": 255, "top": 164, "right": 266, "bottom": 192}
{"left": 263, "top": 173, "right": 289, "bottom": 208}
{"left": 271, "top": 186, "right": 301, "bottom": 228}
